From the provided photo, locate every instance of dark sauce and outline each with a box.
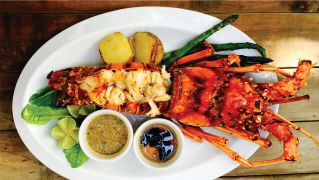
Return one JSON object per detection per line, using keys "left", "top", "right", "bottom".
{"left": 140, "top": 125, "right": 177, "bottom": 162}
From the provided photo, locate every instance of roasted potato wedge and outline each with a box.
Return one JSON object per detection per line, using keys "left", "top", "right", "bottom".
{"left": 129, "top": 32, "right": 164, "bottom": 64}
{"left": 99, "top": 32, "right": 133, "bottom": 64}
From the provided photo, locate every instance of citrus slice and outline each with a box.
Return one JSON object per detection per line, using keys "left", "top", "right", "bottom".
{"left": 51, "top": 118, "right": 79, "bottom": 149}
{"left": 67, "top": 105, "right": 96, "bottom": 118}
{"left": 79, "top": 105, "right": 96, "bottom": 116}
{"left": 67, "top": 105, "right": 81, "bottom": 118}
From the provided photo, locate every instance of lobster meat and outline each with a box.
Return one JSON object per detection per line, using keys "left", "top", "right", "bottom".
{"left": 48, "top": 44, "right": 318, "bottom": 167}
{"left": 48, "top": 62, "right": 171, "bottom": 116}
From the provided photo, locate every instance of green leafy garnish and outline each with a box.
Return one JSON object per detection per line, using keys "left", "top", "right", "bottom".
{"left": 21, "top": 104, "right": 71, "bottom": 124}
{"left": 29, "top": 86, "right": 58, "bottom": 106}
{"left": 64, "top": 144, "right": 89, "bottom": 168}
{"left": 51, "top": 118, "right": 79, "bottom": 149}
{"left": 67, "top": 105, "right": 96, "bottom": 118}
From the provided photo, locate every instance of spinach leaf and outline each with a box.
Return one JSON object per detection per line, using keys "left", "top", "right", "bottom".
{"left": 64, "top": 144, "right": 89, "bottom": 168}
{"left": 29, "top": 86, "right": 58, "bottom": 106}
{"left": 21, "top": 104, "right": 71, "bottom": 124}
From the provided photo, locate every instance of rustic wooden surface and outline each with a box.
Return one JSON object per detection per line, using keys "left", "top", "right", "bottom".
{"left": 1, "top": 1, "right": 318, "bottom": 179}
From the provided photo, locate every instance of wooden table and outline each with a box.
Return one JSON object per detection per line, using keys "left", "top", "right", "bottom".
{"left": 1, "top": 1, "right": 318, "bottom": 179}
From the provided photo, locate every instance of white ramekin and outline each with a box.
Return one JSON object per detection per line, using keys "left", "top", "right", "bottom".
{"left": 79, "top": 109, "right": 133, "bottom": 162}
{"left": 133, "top": 118, "right": 184, "bottom": 170}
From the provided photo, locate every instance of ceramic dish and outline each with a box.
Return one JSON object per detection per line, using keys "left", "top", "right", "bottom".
{"left": 133, "top": 118, "right": 184, "bottom": 170}
{"left": 79, "top": 109, "right": 133, "bottom": 162}
{"left": 12, "top": 7, "right": 278, "bottom": 179}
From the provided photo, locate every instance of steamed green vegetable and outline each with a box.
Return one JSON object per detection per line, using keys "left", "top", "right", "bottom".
{"left": 64, "top": 144, "right": 89, "bottom": 168}
{"left": 163, "top": 15, "right": 239, "bottom": 68}
{"left": 51, "top": 118, "right": 79, "bottom": 149}
{"left": 29, "top": 86, "right": 58, "bottom": 106}
{"left": 22, "top": 86, "right": 91, "bottom": 168}
{"left": 21, "top": 104, "right": 71, "bottom": 124}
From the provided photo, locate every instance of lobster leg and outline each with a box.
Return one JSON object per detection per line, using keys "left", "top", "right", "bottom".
{"left": 268, "top": 95, "right": 309, "bottom": 105}
{"left": 258, "top": 60, "right": 312, "bottom": 100}
{"left": 209, "top": 138, "right": 255, "bottom": 167}
{"left": 215, "top": 126, "right": 272, "bottom": 148}
{"left": 177, "top": 125, "right": 203, "bottom": 143}
{"left": 185, "top": 126, "right": 228, "bottom": 146}
{"left": 250, "top": 135, "right": 299, "bottom": 167}
{"left": 184, "top": 125, "right": 255, "bottom": 167}
{"left": 270, "top": 111, "right": 319, "bottom": 147}
{"left": 182, "top": 124, "right": 301, "bottom": 167}
{"left": 218, "top": 64, "right": 292, "bottom": 78}
{"left": 194, "top": 54, "right": 241, "bottom": 68}
{"left": 172, "top": 42, "right": 215, "bottom": 67}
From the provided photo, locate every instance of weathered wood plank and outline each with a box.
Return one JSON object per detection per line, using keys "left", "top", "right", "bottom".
{"left": 0, "top": 91, "right": 15, "bottom": 130}
{"left": 0, "top": 131, "right": 65, "bottom": 180}
{"left": 221, "top": 173, "right": 319, "bottom": 180}
{"left": 277, "top": 69, "right": 319, "bottom": 121}
{"left": 1, "top": 121, "right": 318, "bottom": 179}
{"left": 226, "top": 121, "right": 319, "bottom": 176}
{"left": 230, "top": 13, "right": 319, "bottom": 67}
{"left": 1, "top": 13, "right": 318, "bottom": 72}
{"left": 0, "top": 14, "right": 91, "bottom": 73}
{"left": 0, "top": 73, "right": 19, "bottom": 92}
{"left": 1, "top": 0, "right": 318, "bottom": 14}
{"left": 0, "top": 73, "right": 18, "bottom": 130}
{"left": 1, "top": 68, "right": 318, "bottom": 131}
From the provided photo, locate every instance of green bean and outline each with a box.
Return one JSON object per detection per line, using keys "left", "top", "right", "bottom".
{"left": 163, "top": 15, "right": 239, "bottom": 68}
{"left": 212, "top": 43, "right": 266, "bottom": 58}
{"left": 163, "top": 42, "right": 267, "bottom": 60}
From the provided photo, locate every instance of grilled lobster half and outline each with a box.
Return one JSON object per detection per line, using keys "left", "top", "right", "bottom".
{"left": 48, "top": 44, "right": 318, "bottom": 167}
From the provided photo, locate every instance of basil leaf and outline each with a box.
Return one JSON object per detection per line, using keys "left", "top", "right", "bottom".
{"left": 64, "top": 144, "right": 89, "bottom": 168}
{"left": 29, "top": 86, "right": 58, "bottom": 106}
{"left": 21, "top": 104, "right": 71, "bottom": 124}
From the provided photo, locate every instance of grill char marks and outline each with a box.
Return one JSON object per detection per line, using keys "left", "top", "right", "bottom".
{"left": 48, "top": 62, "right": 168, "bottom": 115}
{"left": 166, "top": 67, "right": 222, "bottom": 127}
{"left": 206, "top": 71, "right": 230, "bottom": 126}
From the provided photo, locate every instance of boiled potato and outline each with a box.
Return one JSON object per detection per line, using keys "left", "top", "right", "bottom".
{"left": 99, "top": 32, "right": 133, "bottom": 64}
{"left": 129, "top": 32, "right": 164, "bottom": 64}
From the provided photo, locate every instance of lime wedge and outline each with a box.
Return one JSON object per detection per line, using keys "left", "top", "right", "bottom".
{"left": 51, "top": 118, "right": 79, "bottom": 149}
{"left": 79, "top": 105, "right": 96, "bottom": 116}
{"left": 51, "top": 126, "right": 65, "bottom": 140}
{"left": 58, "top": 117, "right": 76, "bottom": 132}
{"left": 58, "top": 136, "right": 77, "bottom": 149}
{"left": 67, "top": 105, "right": 81, "bottom": 118}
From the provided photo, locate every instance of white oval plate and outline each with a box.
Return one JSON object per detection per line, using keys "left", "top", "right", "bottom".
{"left": 12, "top": 7, "right": 278, "bottom": 179}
